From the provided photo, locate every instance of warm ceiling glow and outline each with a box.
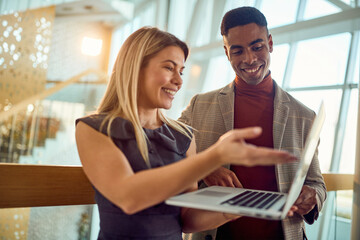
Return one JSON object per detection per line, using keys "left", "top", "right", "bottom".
{"left": 81, "top": 37, "right": 103, "bottom": 56}
{"left": 190, "top": 64, "right": 202, "bottom": 78}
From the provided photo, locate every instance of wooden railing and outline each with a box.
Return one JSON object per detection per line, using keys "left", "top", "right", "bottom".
{"left": 322, "top": 173, "right": 354, "bottom": 191}
{"left": 0, "top": 163, "right": 355, "bottom": 208}
{"left": 0, "top": 164, "right": 95, "bottom": 208}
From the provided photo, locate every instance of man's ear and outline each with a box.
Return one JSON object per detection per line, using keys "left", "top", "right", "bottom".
{"left": 268, "top": 34, "right": 274, "bottom": 53}
{"left": 224, "top": 46, "right": 230, "bottom": 60}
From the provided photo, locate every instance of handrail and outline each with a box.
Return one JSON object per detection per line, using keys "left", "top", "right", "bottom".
{"left": 0, "top": 69, "right": 108, "bottom": 122}
{"left": 0, "top": 163, "right": 95, "bottom": 208}
{"left": 0, "top": 163, "right": 355, "bottom": 209}
{"left": 322, "top": 173, "right": 354, "bottom": 191}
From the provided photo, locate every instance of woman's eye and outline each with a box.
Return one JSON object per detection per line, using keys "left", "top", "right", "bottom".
{"left": 165, "top": 66, "right": 173, "bottom": 71}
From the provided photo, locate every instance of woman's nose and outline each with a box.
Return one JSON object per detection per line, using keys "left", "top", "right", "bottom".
{"left": 172, "top": 72, "right": 183, "bottom": 87}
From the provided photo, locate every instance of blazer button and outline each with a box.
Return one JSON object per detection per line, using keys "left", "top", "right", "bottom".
{"left": 149, "top": 149, "right": 154, "bottom": 153}
{"left": 205, "top": 235, "right": 213, "bottom": 240}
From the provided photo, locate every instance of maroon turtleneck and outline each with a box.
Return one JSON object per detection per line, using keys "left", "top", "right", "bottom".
{"left": 216, "top": 73, "right": 284, "bottom": 240}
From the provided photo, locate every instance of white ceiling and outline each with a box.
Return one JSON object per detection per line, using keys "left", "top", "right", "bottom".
{"left": 54, "top": 0, "right": 146, "bottom": 27}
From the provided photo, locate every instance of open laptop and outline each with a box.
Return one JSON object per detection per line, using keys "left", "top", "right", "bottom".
{"left": 166, "top": 102, "right": 325, "bottom": 220}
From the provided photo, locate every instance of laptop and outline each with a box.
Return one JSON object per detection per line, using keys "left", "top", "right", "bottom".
{"left": 166, "top": 102, "right": 325, "bottom": 220}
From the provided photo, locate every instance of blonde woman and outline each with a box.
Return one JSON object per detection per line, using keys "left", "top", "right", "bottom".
{"left": 75, "top": 27, "right": 296, "bottom": 240}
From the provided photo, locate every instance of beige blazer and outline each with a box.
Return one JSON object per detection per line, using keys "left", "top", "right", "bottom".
{"left": 179, "top": 81, "right": 326, "bottom": 240}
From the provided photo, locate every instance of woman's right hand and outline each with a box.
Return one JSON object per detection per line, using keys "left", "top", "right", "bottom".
{"left": 210, "top": 127, "right": 296, "bottom": 166}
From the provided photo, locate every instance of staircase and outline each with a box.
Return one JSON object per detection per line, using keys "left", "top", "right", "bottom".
{"left": 18, "top": 100, "right": 86, "bottom": 166}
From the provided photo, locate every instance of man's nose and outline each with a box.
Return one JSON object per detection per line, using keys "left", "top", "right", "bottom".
{"left": 244, "top": 50, "right": 256, "bottom": 64}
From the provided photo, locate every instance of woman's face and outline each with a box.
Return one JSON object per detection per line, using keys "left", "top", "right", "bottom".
{"left": 138, "top": 46, "right": 185, "bottom": 110}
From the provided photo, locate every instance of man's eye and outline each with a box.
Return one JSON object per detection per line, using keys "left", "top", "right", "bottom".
{"left": 165, "top": 66, "right": 173, "bottom": 71}
{"left": 253, "top": 46, "right": 263, "bottom": 51}
{"left": 232, "top": 50, "right": 242, "bottom": 55}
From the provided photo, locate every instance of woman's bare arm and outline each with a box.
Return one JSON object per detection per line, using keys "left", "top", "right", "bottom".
{"left": 76, "top": 122, "right": 295, "bottom": 215}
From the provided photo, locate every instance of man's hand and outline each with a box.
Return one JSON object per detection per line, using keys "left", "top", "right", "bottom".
{"left": 293, "top": 185, "right": 317, "bottom": 215}
{"left": 203, "top": 167, "right": 243, "bottom": 188}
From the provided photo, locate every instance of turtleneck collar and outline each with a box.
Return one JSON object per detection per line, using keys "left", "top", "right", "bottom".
{"left": 234, "top": 72, "right": 274, "bottom": 97}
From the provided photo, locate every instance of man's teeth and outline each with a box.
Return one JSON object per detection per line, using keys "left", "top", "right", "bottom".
{"left": 164, "top": 89, "right": 176, "bottom": 95}
{"left": 245, "top": 66, "right": 260, "bottom": 73}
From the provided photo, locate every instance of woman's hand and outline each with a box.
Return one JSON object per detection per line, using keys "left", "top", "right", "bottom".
{"left": 211, "top": 127, "right": 297, "bottom": 166}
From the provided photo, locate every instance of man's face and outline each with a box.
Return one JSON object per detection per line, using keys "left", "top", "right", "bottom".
{"left": 223, "top": 23, "right": 273, "bottom": 85}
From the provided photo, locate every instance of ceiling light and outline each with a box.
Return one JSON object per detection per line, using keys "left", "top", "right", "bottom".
{"left": 81, "top": 37, "right": 102, "bottom": 56}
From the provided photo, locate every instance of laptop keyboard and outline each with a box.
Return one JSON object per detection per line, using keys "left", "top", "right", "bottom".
{"left": 221, "top": 190, "right": 284, "bottom": 210}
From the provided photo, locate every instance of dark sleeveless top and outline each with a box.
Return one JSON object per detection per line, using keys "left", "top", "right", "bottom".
{"left": 76, "top": 114, "right": 192, "bottom": 240}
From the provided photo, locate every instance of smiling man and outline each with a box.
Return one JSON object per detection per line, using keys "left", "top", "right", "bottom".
{"left": 224, "top": 22, "right": 272, "bottom": 86}
{"left": 179, "top": 6, "right": 326, "bottom": 240}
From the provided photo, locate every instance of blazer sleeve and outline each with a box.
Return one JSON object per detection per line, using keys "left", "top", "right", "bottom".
{"left": 303, "top": 139, "right": 327, "bottom": 224}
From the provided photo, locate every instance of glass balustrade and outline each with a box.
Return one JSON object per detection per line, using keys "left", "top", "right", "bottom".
{"left": 0, "top": 76, "right": 107, "bottom": 240}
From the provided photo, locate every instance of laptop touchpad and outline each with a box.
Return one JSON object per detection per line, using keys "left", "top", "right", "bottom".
{"left": 195, "top": 190, "right": 232, "bottom": 197}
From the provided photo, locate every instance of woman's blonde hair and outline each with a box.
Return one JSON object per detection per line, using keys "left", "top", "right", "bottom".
{"left": 97, "top": 27, "right": 192, "bottom": 167}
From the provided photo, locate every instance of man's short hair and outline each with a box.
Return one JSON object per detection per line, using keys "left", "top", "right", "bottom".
{"left": 220, "top": 6, "right": 268, "bottom": 36}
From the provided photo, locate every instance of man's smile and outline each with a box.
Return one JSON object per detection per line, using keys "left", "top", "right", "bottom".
{"left": 242, "top": 65, "right": 262, "bottom": 73}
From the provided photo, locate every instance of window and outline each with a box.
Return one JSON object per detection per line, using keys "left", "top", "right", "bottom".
{"left": 271, "top": 44, "right": 290, "bottom": 86}
{"left": 303, "top": 0, "right": 341, "bottom": 20}
{"left": 202, "top": 55, "right": 234, "bottom": 93}
{"left": 289, "top": 89, "right": 342, "bottom": 172}
{"left": 339, "top": 89, "right": 358, "bottom": 174}
{"left": 167, "top": 0, "right": 196, "bottom": 40}
{"left": 260, "top": 0, "right": 299, "bottom": 28}
{"left": 289, "top": 33, "right": 351, "bottom": 88}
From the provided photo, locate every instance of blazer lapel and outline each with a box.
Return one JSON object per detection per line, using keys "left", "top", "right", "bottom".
{"left": 217, "top": 81, "right": 289, "bottom": 149}
{"left": 218, "top": 82, "right": 235, "bottom": 132}
{"left": 273, "top": 81, "right": 290, "bottom": 150}
{"left": 273, "top": 81, "right": 291, "bottom": 192}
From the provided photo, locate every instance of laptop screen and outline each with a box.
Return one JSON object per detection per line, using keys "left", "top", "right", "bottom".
{"left": 280, "top": 101, "right": 325, "bottom": 218}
